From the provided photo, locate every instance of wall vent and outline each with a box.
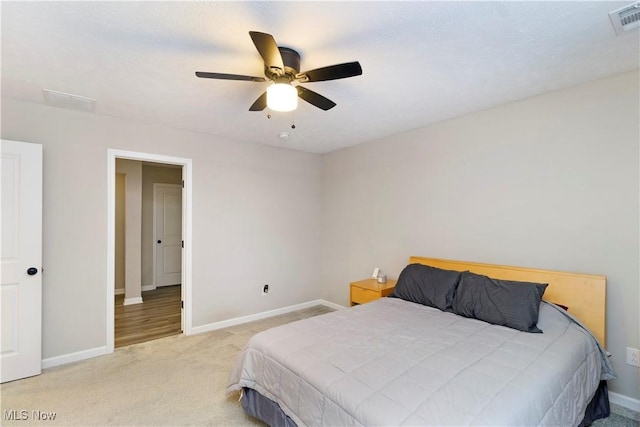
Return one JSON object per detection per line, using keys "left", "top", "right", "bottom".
{"left": 609, "top": 2, "right": 640, "bottom": 36}
{"left": 43, "top": 89, "right": 96, "bottom": 112}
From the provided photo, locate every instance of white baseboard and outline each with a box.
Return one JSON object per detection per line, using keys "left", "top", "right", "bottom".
{"left": 190, "top": 299, "right": 346, "bottom": 335}
{"left": 123, "top": 297, "right": 143, "bottom": 306}
{"left": 34, "top": 297, "right": 640, "bottom": 417}
{"left": 41, "top": 346, "right": 107, "bottom": 369}
{"left": 117, "top": 287, "right": 155, "bottom": 295}
{"left": 319, "top": 299, "right": 347, "bottom": 311}
{"left": 609, "top": 391, "right": 640, "bottom": 413}
{"left": 37, "top": 299, "right": 343, "bottom": 370}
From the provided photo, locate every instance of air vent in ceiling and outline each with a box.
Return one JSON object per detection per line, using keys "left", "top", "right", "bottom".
{"left": 43, "top": 89, "right": 96, "bottom": 112}
{"left": 609, "top": 2, "right": 640, "bottom": 36}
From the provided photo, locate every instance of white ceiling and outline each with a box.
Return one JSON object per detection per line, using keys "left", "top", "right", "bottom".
{"left": 2, "top": 1, "right": 638, "bottom": 154}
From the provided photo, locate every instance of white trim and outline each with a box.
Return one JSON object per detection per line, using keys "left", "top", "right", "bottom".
{"left": 183, "top": 164, "right": 193, "bottom": 335}
{"left": 107, "top": 149, "right": 193, "bottom": 354}
{"left": 107, "top": 153, "right": 115, "bottom": 353}
{"left": 123, "top": 297, "right": 143, "bottom": 306}
{"left": 609, "top": 391, "right": 640, "bottom": 413}
{"left": 190, "top": 299, "right": 347, "bottom": 335}
{"left": 141, "top": 285, "right": 156, "bottom": 292}
{"left": 38, "top": 301, "right": 342, "bottom": 369}
{"left": 41, "top": 297, "right": 640, "bottom": 416}
{"left": 317, "top": 300, "right": 346, "bottom": 311}
{"left": 37, "top": 346, "right": 640, "bottom": 416}
{"left": 41, "top": 346, "right": 107, "bottom": 369}
{"left": 115, "top": 288, "right": 125, "bottom": 296}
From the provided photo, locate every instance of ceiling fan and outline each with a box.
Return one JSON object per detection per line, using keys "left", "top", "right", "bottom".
{"left": 195, "top": 31, "right": 362, "bottom": 112}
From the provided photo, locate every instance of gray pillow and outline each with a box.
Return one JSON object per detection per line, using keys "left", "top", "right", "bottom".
{"left": 390, "top": 264, "right": 463, "bottom": 311}
{"left": 452, "top": 271, "right": 548, "bottom": 333}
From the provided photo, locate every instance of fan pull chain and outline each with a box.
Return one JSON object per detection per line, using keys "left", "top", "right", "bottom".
{"left": 291, "top": 111, "right": 296, "bottom": 129}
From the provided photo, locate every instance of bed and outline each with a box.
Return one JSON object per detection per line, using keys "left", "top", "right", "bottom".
{"left": 227, "top": 257, "right": 616, "bottom": 426}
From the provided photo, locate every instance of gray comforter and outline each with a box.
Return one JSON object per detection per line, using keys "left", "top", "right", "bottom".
{"left": 227, "top": 298, "right": 613, "bottom": 426}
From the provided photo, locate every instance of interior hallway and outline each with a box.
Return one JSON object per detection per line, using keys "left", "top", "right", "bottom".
{"left": 115, "top": 285, "right": 181, "bottom": 348}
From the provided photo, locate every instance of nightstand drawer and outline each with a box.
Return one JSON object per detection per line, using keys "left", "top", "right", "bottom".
{"left": 351, "top": 286, "right": 379, "bottom": 304}
{"left": 349, "top": 278, "right": 396, "bottom": 306}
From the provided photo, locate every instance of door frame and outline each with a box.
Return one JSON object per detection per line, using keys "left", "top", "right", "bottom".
{"left": 106, "top": 149, "right": 193, "bottom": 354}
{"left": 152, "top": 183, "right": 182, "bottom": 288}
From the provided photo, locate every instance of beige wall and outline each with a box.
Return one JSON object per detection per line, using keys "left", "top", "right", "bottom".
{"left": 115, "top": 159, "right": 142, "bottom": 302}
{"left": 1, "top": 71, "right": 637, "bottom": 403}
{"left": 1, "top": 98, "right": 323, "bottom": 358}
{"left": 115, "top": 173, "right": 125, "bottom": 292}
{"left": 141, "top": 164, "right": 182, "bottom": 287}
{"left": 321, "top": 71, "right": 640, "bottom": 400}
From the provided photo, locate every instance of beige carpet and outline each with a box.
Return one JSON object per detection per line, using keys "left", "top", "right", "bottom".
{"left": 3, "top": 304, "right": 637, "bottom": 427}
{"left": 0, "top": 305, "right": 334, "bottom": 426}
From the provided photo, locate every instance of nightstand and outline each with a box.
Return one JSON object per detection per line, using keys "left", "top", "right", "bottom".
{"left": 350, "top": 278, "right": 397, "bottom": 306}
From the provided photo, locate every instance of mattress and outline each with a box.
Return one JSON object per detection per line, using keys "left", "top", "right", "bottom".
{"left": 227, "top": 298, "right": 613, "bottom": 426}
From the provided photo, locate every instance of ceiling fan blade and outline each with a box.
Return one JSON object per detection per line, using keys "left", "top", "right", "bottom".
{"left": 195, "top": 71, "right": 266, "bottom": 82}
{"left": 300, "top": 61, "right": 362, "bottom": 82}
{"left": 249, "top": 31, "right": 284, "bottom": 72}
{"left": 249, "top": 92, "right": 267, "bottom": 111}
{"left": 296, "top": 86, "right": 336, "bottom": 111}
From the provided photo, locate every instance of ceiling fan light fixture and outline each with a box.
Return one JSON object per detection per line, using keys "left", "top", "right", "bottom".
{"left": 196, "top": 31, "right": 361, "bottom": 112}
{"left": 267, "top": 83, "right": 298, "bottom": 112}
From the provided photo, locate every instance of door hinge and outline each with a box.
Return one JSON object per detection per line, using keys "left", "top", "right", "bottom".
{"left": 182, "top": 180, "right": 184, "bottom": 188}
{"left": 181, "top": 300, "right": 184, "bottom": 309}
{"left": 181, "top": 240, "right": 184, "bottom": 248}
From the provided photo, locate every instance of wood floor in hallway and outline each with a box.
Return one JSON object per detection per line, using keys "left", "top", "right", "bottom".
{"left": 115, "top": 285, "right": 181, "bottom": 348}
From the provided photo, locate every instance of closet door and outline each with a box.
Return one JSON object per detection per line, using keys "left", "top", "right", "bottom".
{"left": 1, "top": 140, "right": 43, "bottom": 383}
{"left": 154, "top": 183, "right": 182, "bottom": 287}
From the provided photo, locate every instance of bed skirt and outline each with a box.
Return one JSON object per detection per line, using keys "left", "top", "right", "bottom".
{"left": 241, "top": 383, "right": 610, "bottom": 427}
{"left": 242, "top": 387, "right": 298, "bottom": 427}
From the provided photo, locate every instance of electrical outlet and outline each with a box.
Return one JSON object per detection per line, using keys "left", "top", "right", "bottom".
{"left": 262, "top": 284, "right": 269, "bottom": 296}
{"left": 627, "top": 347, "right": 640, "bottom": 367}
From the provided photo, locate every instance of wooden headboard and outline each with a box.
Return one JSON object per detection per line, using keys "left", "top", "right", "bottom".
{"left": 409, "top": 256, "right": 607, "bottom": 347}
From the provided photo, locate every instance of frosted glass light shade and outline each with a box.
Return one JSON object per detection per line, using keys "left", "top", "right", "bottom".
{"left": 267, "top": 83, "right": 298, "bottom": 112}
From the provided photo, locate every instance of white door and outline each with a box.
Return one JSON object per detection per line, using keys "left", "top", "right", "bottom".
{"left": 1, "top": 140, "right": 42, "bottom": 383}
{"left": 154, "top": 184, "right": 182, "bottom": 287}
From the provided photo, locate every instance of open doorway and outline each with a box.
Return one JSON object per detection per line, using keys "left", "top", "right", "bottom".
{"left": 107, "top": 150, "right": 192, "bottom": 354}
{"left": 114, "top": 161, "right": 183, "bottom": 347}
